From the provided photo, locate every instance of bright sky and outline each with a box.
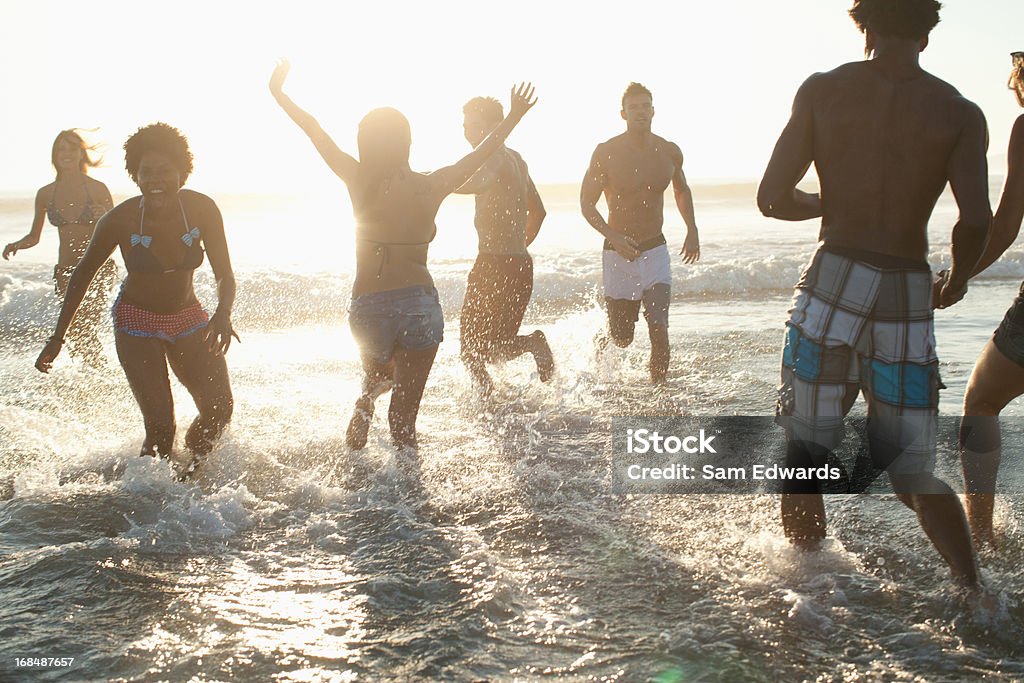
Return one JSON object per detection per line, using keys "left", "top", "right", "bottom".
{"left": 1, "top": 0, "right": 1022, "bottom": 195}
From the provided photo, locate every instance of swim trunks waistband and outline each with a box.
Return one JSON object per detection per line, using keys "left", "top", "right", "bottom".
{"left": 603, "top": 233, "right": 667, "bottom": 252}
{"left": 822, "top": 245, "right": 929, "bottom": 271}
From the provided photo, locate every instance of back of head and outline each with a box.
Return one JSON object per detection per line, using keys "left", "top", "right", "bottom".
{"left": 849, "top": 0, "right": 941, "bottom": 42}
{"left": 52, "top": 129, "right": 101, "bottom": 176}
{"left": 463, "top": 97, "right": 504, "bottom": 126}
{"left": 357, "top": 108, "right": 411, "bottom": 172}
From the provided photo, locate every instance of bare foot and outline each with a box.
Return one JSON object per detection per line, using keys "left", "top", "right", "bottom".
{"left": 346, "top": 396, "right": 375, "bottom": 450}
{"left": 531, "top": 330, "right": 555, "bottom": 382}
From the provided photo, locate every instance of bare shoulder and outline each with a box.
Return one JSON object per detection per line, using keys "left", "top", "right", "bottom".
{"left": 505, "top": 146, "right": 529, "bottom": 170}
{"left": 1011, "top": 113, "right": 1024, "bottom": 142}
{"left": 97, "top": 196, "right": 139, "bottom": 234}
{"left": 653, "top": 135, "right": 683, "bottom": 162}
{"left": 34, "top": 183, "right": 53, "bottom": 204}
{"left": 180, "top": 188, "right": 220, "bottom": 214}
{"left": 84, "top": 175, "right": 109, "bottom": 192}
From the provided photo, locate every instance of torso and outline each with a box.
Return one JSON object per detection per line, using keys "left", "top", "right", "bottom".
{"left": 596, "top": 133, "right": 679, "bottom": 243}
{"left": 811, "top": 61, "right": 977, "bottom": 261}
{"left": 108, "top": 189, "right": 211, "bottom": 313}
{"left": 350, "top": 168, "right": 442, "bottom": 297}
{"left": 474, "top": 148, "right": 529, "bottom": 256}
{"left": 44, "top": 176, "right": 108, "bottom": 268}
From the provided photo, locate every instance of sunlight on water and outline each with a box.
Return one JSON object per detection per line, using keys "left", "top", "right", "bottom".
{"left": 1, "top": 189, "right": 1023, "bottom": 680}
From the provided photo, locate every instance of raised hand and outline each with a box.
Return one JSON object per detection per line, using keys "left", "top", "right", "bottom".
{"left": 508, "top": 82, "right": 538, "bottom": 120}
{"left": 269, "top": 58, "right": 292, "bottom": 96}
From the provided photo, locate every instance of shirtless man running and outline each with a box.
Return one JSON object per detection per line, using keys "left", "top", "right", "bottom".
{"left": 758, "top": 0, "right": 990, "bottom": 586}
{"left": 457, "top": 96, "right": 554, "bottom": 394}
{"left": 581, "top": 83, "right": 701, "bottom": 384}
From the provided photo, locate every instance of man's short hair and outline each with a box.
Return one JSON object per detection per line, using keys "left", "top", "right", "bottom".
{"left": 621, "top": 82, "right": 653, "bottom": 109}
{"left": 463, "top": 96, "right": 504, "bottom": 124}
{"left": 849, "top": 0, "right": 941, "bottom": 41}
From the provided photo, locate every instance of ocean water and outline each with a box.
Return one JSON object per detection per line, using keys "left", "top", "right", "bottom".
{"left": 1, "top": 184, "right": 1022, "bottom": 681}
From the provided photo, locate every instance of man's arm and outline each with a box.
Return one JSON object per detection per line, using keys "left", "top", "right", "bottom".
{"left": 969, "top": 114, "right": 1024, "bottom": 277}
{"left": 671, "top": 145, "right": 700, "bottom": 264}
{"left": 938, "top": 101, "right": 992, "bottom": 309}
{"left": 524, "top": 165, "right": 546, "bottom": 247}
{"left": 430, "top": 83, "right": 536, "bottom": 198}
{"left": 757, "top": 75, "right": 823, "bottom": 221}
{"left": 580, "top": 145, "right": 639, "bottom": 259}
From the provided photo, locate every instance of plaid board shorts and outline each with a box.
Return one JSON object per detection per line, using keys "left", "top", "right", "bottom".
{"left": 777, "top": 249, "right": 941, "bottom": 474}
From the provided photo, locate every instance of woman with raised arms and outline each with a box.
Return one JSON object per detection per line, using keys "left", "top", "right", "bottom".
{"left": 269, "top": 59, "right": 536, "bottom": 450}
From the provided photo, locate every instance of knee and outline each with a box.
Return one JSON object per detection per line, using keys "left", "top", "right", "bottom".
{"left": 210, "top": 394, "right": 233, "bottom": 425}
{"left": 963, "top": 392, "right": 1003, "bottom": 417}
{"left": 609, "top": 328, "right": 634, "bottom": 347}
{"left": 461, "top": 343, "right": 483, "bottom": 364}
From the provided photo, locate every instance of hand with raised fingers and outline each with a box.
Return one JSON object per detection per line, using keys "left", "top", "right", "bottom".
{"left": 269, "top": 58, "right": 292, "bottom": 97}
{"left": 204, "top": 310, "right": 240, "bottom": 356}
{"left": 35, "top": 336, "right": 63, "bottom": 373}
{"left": 508, "top": 82, "right": 538, "bottom": 120}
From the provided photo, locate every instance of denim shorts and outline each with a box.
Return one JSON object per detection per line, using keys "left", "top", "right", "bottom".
{"left": 993, "top": 282, "right": 1024, "bottom": 367}
{"left": 349, "top": 286, "right": 444, "bottom": 364}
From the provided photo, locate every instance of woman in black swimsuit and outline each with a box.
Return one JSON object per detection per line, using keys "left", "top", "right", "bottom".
{"left": 3, "top": 130, "right": 116, "bottom": 363}
{"left": 269, "top": 59, "right": 535, "bottom": 451}
{"left": 36, "top": 124, "right": 237, "bottom": 474}
{"left": 958, "top": 51, "right": 1024, "bottom": 546}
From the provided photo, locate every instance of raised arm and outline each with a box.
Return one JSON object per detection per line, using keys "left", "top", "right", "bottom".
{"left": 194, "top": 193, "right": 238, "bottom": 355}
{"left": 757, "top": 75, "right": 823, "bottom": 221}
{"left": 580, "top": 146, "right": 639, "bottom": 260}
{"left": 3, "top": 187, "right": 48, "bottom": 260}
{"left": 269, "top": 59, "right": 360, "bottom": 184}
{"left": 430, "top": 83, "right": 537, "bottom": 197}
{"left": 969, "top": 114, "right": 1024, "bottom": 277}
{"left": 35, "top": 214, "right": 119, "bottom": 372}
{"left": 936, "top": 101, "right": 992, "bottom": 309}
{"left": 671, "top": 145, "right": 700, "bottom": 264}
{"left": 453, "top": 154, "right": 501, "bottom": 195}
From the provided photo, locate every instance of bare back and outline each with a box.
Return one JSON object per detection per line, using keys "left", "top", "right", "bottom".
{"left": 350, "top": 169, "right": 443, "bottom": 297}
{"left": 470, "top": 148, "right": 532, "bottom": 255}
{"left": 804, "top": 62, "right": 986, "bottom": 260}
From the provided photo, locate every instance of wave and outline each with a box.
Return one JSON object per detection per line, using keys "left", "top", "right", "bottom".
{"left": 6, "top": 247, "right": 1024, "bottom": 335}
